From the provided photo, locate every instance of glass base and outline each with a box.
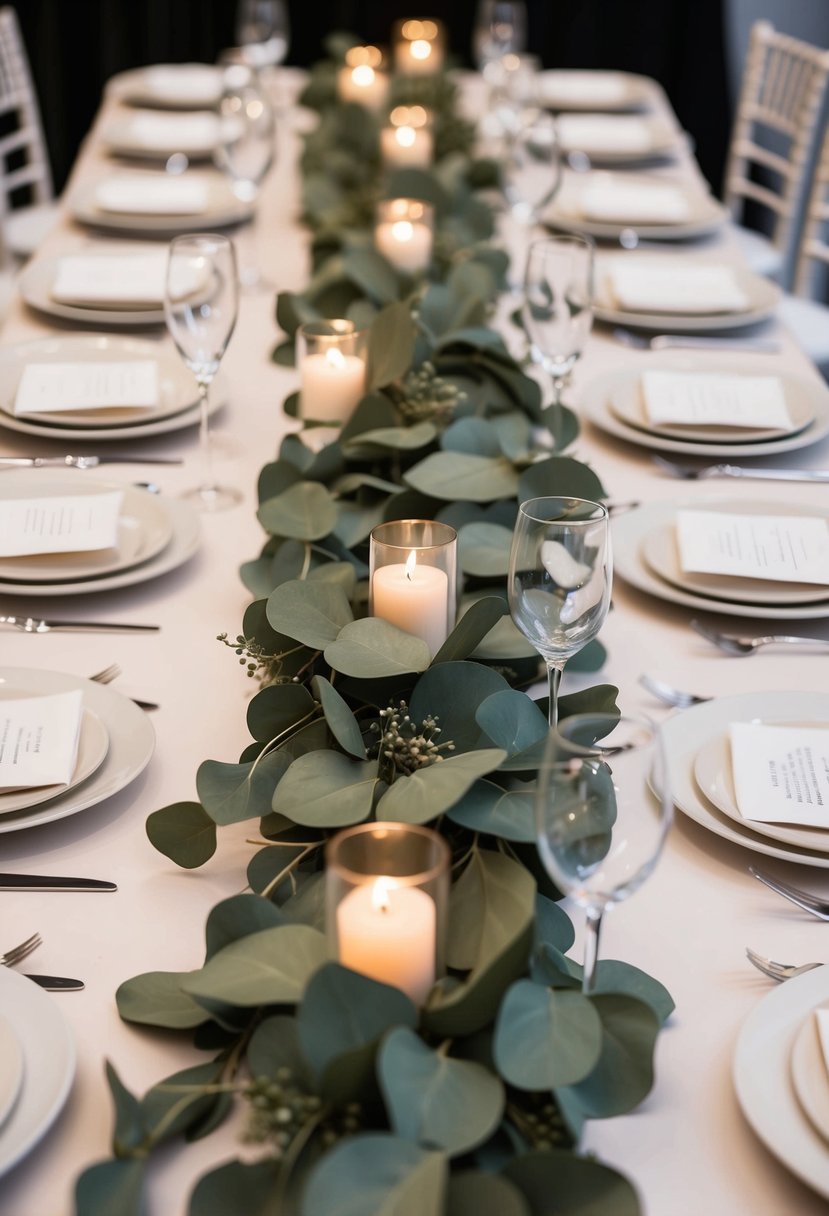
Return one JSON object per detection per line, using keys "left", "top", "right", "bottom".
{"left": 181, "top": 484, "right": 243, "bottom": 512}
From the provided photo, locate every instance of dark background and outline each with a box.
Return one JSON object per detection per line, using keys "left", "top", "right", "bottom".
{"left": 10, "top": 0, "right": 731, "bottom": 195}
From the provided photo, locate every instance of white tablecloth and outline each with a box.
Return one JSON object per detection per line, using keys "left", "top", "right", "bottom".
{"left": 2, "top": 69, "right": 829, "bottom": 1216}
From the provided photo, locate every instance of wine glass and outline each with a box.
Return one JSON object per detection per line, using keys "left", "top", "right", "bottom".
{"left": 535, "top": 713, "right": 672, "bottom": 992}
{"left": 504, "top": 111, "right": 561, "bottom": 223}
{"left": 522, "top": 234, "right": 594, "bottom": 412}
{"left": 472, "top": 0, "right": 527, "bottom": 69}
{"left": 234, "top": 0, "right": 290, "bottom": 71}
{"left": 214, "top": 65, "right": 276, "bottom": 293}
{"left": 164, "top": 234, "right": 240, "bottom": 511}
{"left": 508, "top": 496, "right": 611, "bottom": 726}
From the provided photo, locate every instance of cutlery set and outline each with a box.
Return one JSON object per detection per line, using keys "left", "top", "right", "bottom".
{"left": 0, "top": 455, "right": 182, "bottom": 468}
{"left": 652, "top": 455, "right": 829, "bottom": 483}
{"left": 3, "top": 879, "right": 115, "bottom": 990}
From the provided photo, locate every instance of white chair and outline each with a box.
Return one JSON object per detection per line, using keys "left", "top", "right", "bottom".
{"left": 724, "top": 20, "right": 829, "bottom": 290}
{"left": 778, "top": 119, "right": 829, "bottom": 375}
{"left": 0, "top": 6, "right": 58, "bottom": 262}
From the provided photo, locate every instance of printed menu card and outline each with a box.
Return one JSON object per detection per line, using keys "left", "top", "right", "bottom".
{"left": 0, "top": 690, "right": 83, "bottom": 789}
{"left": 14, "top": 362, "right": 159, "bottom": 415}
{"left": 641, "top": 371, "right": 792, "bottom": 429}
{"left": 676, "top": 511, "right": 829, "bottom": 584}
{"left": 730, "top": 722, "right": 829, "bottom": 828}
{"left": 0, "top": 490, "right": 123, "bottom": 556}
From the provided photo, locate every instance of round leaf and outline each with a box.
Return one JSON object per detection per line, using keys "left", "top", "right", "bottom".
{"left": 517, "top": 456, "right": 605, "bottom": 506}
{"left": 258, "top": 481, "right": 339, "bottom": 541}
{"left": 266, "top": 578, "right": 354, "bottom": 648}
{"left": 475, "top": 689, "right": 548, "bottom": 757}
{"left": 247, "top": 1015, "right": 315, "bottom": 1088}
{"left": 503, "top": 1150, "right": 640, "bottom": 1216}
{"left": 366, "top": 301, "right": 417, "bottom": 391}
{"left": 181, "top": 925, "right": 328, "bottom": 1007}
{"left": 116, "top": 971, "right": 208, "bottom": 1030}
{"left": 410, "top": 662, "right": 511, "bottom": 752}
{"left": 446, "top": 778, "right": 536, "bottom": 842}
{"left": 432, "top": 596, "right": 507, "bottom": 665}
{"left": 458, "top": 522, "right": 513, "bottom": 577}
{"left": 447, "top": 1172, "right": 530, "bottom": 1216}
{"left": 312, "top": 675, "right": 366, "bottom": 758}
{"left": 272, "top": 752, "right": 378, "bottom": 827}
{"left": 196, "top": 750, "right": 292, "bottom": 826}
{"left": 405, "top": 452, "right": 519, "bottom": 502}
{"left": 204, "top": 894, "right": 284, "bottom": 960}
{"left": 494, "top": 980, "right": 602, "bottom": 1089}
{"left": 377, "top": 748, "right": 506, "bottom": 825}
{"left": 555, "top": 994, "right": 661, "bottom": 1118}
{"left": 247, "top": 683, "right": 316, "bottom": 743}
{"left": 325, "top": 618, "right": 432, "bottom": 678}
{"left": 448, "top": 849, "right": 535, "bottom": 973}
{"left": 145, "top": 802, "right": 216, "bottom": 869}
{"left": 302, "top": 1133, "right": 446, "bottom": 1216}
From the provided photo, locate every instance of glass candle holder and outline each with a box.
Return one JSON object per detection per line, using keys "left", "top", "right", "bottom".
{"left": 326, "top": 821, "right": 450, "bottom": 1005}
{"left": 380, "top": 104, "right": 434, "bottom": 167}
{"left": 370, "top": 519, "right": 457, "bottom": 656}
{"left": 374, "top": 198, "right": 434, "bottom": 273}
{"left": 337, "top": 45, "right": 390, "bottom": 109}
{"left": 393, "top": 18, "right": 446, "bottom": 75}
{"left": 297, "top": 320, "right": 367, "bottom": 423}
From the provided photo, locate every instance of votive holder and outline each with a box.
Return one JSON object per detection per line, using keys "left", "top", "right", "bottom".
{"left": 380, "top": 104, "right": 434, "bottom": 167}
{"left": 297, "top": 319, "right": 367, "bottom": 423}
{"left": 374, "top": 198, "right": 434, "bottom": 274}
{"left": 326, "top": 821, "right": 450, "bottom": 1005}
{"left": 337, "top": 45, "right": 389, "bottom": 109}
{"left": 392, "top": 18, "right": 446, "bottom": 75}
{"left": 369, "top": 518, "right": 457, "bottom": 656}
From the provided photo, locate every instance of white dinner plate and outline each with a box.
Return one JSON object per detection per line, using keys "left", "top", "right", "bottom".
{"left": 0, "top": 966, "right": 75, "bottom": 1176}
{"left": 0, "top": 667, "right": 154, "bottom": 833}
{"left": 71, "top": 174, "right": 253, "bottom": 235}
{"left": 0, "top": 495, "right": 199, "bottom": 598}
{"left": 101, "top": 110, "right": 239, "bottom": 161}
{"left": 613, "top": 499, "right": 829, "bottom": 620}
{"left": 546, "top": 173, "right": 728, "bottom": 242}
{"left": 593, "top": 260, "right": 780, "bottom": 331}
{"left": 555, "top": 114, "right": 680, "bottom": 164}
{"left": 734, "top": 965, "right": 829, "bottom": 1200}
{"left": 108, "top": 64, "right": 224, "bottom": 110}
{"left": 0, "top": 1016, "right": 24, "bottom": 1133}
{"left": 20, "top": 252, "right": 170, "bottom": 326}
{"left": 0, "top": 707, "right": 109, "bottom": 816}
{"left": 582, "top": 367, "right": 829, "bottom": 458}
{"left": 694, "top": 730, "right": 829, "bottom": 853}
{"left": 791, "top": 1011, "right": 829, "bottom": 1143}
{"left": 0, "top": 475, "right": 174, "bottom": 583}
{"left": 641, "top": 519, "right": 829, "bottom": 608}
{"left": 538, "top": 69, "right": 653, "bottom": 112}
{"left": 659, "top": 690, "right": 829, "bottom": 868}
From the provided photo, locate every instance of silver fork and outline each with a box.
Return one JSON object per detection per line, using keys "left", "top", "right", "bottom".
{"left": 612, "top": 327, "right": 781, "bottom": 354}
{"left": 750, "top": 865, "right": 829, "bottom": 920}
{"left": 691, "top": 618, "right": 829, "bottom": 657}
{"left": 0, "top": 931, "right": 42, "bottom": 968}
{"left": 652, "top": 455, "right": 829, "bottom": 484}
{"left": 638, "top": 673, "right": 709, "bottom": 708}
{"left": 746, "top": 947, "right": 822, "bottom": 982}
{"left": 89, "top": 664, "right": 158, "bottom": 711}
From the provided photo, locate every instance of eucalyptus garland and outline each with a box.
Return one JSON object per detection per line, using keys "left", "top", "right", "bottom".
{"left": 75, "top": 37, "right": 674, "bottom": 1216}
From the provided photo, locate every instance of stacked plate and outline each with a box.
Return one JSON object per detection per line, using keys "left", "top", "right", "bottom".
{"left": 614, "top": 499, "right": 829, "bottom": 621}
{"left": 101, "top": 110, "right": 241, "bottom": 161}
{"left": 555, "top": 113, "right": 680, "bottom": 164}
{"left": 538, "top": 69, "right": 653, "bottom": 112}
{"left": 0, "top": 336, "right": 226, "bottom": 440}
{"left": 547, "top": 173, "right": 728, "bottom": 243}
{"left": 583, "top": 363, "right": 829, "bottom": 458}
{"left": 0, "top": 472, "right": 200, "bottom": 597}
{"left": 71, "top": 172, "right": 253, "bottom": 235}
{"left": 107, "top": 63, "right": 224, "bottom": 110}
{"left": 0, "top": 968, "right": 75, "bottom": 1177}
{"left": 735, "top": 966, "right": 829, "bottom": 1201}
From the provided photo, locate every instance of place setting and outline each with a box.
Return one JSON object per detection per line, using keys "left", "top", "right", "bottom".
{"left": 582, "top": 358, "right": 829, "bottom": 458}
{"left": 106, "top": 62, "right": 225, "bottom": 110}
{"left": 555, "top": 112, "right": 681, "bottom": 165}
{"left": 545, "top": 171, "right": 729, "bottom": 243}
{"left": 613, "top": 496, "right": 829, "bottom": 621}
{"left": 70, "top": 170, "right": 254, "bottom": 236}
{"left": 537, "top": 68, "right": 654, "bottom": 112}
{"left": 99, "top": 108, "right": 244, "bottom": 162}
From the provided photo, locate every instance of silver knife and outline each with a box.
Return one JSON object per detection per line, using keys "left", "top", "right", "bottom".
{"left": 650, "top": 336, "right": 781, "bottom": 353}
{"left": 26, "top": 975, "right": 85, "bottom": 991}
{"left": 0, "top": 456, "right": 182, "bottom": 468}
{"left": 0, "top": 873, "right": 117, "bottom": 891}
{"left": 700, "top": 464, "right": 829, "bottom": 482}
{"left": 0, "top": 615, "right": 159, "bottom": 634}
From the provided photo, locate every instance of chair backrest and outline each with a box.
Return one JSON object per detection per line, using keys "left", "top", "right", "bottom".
{"left": 724, "top": 19, "right": 829, "bottom": 291}
{"left": 0, "top": 6, "right": 52, "bottom": 212}
{"left": 794, "top": 114, "right": 829, "bottom": 297}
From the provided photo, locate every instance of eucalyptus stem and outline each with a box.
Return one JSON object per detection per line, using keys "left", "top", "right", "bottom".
{"left": 273, "top": 1105, "right": 331, "bottom": 1205}
{"left": 259, "top": 842, "right": 323, "bottom": 900}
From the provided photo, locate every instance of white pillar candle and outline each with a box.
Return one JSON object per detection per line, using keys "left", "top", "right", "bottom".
{"left": 337, "top": 64, "right": 390, "bottom": 109}
{"left": 336, "top": 877, "right": 436, "bottom": 1004}
{"left": 372, "top": 550, "right": 449, "bottom": 655}
{"left": 300, "top": 346, "right": 365, "bottom": 422}
{"left": 394, "top": 38, "right": 444, "bottom": 75}
{"left": 380, "top": 124, "right": 434, "bottom": 167}
{"left": 375, "top": 219, "right": 433, "bottom": 273}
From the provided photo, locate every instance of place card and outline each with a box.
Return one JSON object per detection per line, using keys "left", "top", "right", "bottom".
{"left": 95, "top": 176, "right": 209, "bottom": 215}
{"left": 676, "top": 510, "right": 829, "bottom": 585}
{"left": 0, "top": 690, "right": 83, "bottom": 789}
{"left": 641, "top": 370, "right": 792, "bottom": 429}
{"left": 580, "top": 182, "right": 690, "bottom": 224}
{"left": 14, "top": 362, "right": 159, "bottom": 415}
{"left": 0, "top": 490, "right": 123, "bottom": 556}
{"left": 608, "top": 263, "right": 749, "bottom": 313}
{"left": 51, "top": 252, "right": 208, "bottom": 307}
{"left": 730, "top": 722, "right": 829, "bottom": 827}
{"left": 557, "top": 115, "right": 654, "bottom": 154}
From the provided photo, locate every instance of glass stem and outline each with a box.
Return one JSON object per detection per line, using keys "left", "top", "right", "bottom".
{"left": 582, "top": 906, "right": 603, "bottom": 994}
{"left": 197, "top": 379, "right": 215, "bottom": 493}
{"left": 545, "top": 660, "right": 564, "bottom": 727}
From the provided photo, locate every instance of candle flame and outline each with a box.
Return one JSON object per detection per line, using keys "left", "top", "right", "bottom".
{"left": 352, "top": 64, "right": 376, "bottom": 87}
{"left": 392, "top": 220, "right": 414, "bottom": 243}
{"left": 395, "top": 125, "right": 416, "bottom": 148}
{"left": 372, "top": 876, "right": 395, "bottom": 911}
{"left": 405, "top": 550, "right": 417, "bottom": 581}
{"left": 325, "top": 347, "right": 347, "bottom": 369}
{"left": 411, "top": 39, "right": 431, "bottom": 60}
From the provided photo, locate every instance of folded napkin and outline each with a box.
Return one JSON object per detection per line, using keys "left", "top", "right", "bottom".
{"left": 14, "top": 361, "right": 159, "bottom": 415}
{"left": 576, "top": 181, "right": 690, "bottom": 224}
{"left": 119, "top": 112, "right": 225, "bottom": 153}
{"left": 94, "top": 176, "right": 209, "bottom": 215}
{"left": 0, "top": 490, "right": 123, "bottom": 556}
{"left": 143, "top": 65, "right": 222, "bottom": 105}
{"left": 557, "top": 115, "right": 655, "bottom": 154}
{"left": 608, "top": 263, "right": 749, "bottom": 313}
{"left": 730, "top": 722, "right": 829, "bottom": 828}
{"left": 51, "top": 251, "right": 209, "bottom": 308}
{"left": 641, "top": 370, "right": 792, "bottom": 429}
{"left": 0, "top": 690, "right": 83, "bottom": 790}
{"left": 676, "top": 509, "right": 829, "bottom": 585}
{"left": 542, "top": 72, "right": 629, "bottom": 107}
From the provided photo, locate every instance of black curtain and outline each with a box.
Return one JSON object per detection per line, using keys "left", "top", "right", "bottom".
{"left": 11, "top": 0, "right": 730, "bottom": 195}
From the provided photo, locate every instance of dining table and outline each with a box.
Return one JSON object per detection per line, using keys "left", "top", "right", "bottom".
{"left": 2, "top": 60, "right": 829, "bottom": 1216}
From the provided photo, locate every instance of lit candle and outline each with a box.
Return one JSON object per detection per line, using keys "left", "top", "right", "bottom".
{"left": 380, "top": 123, "right": 434, "bottom": 167}
{"left": 394, "top": 19, "right": 445, "bottom": 75}
{"left": 300, "top": 346, "right": 366, "bottom": 422}
{"left": 375, "top": 217, "right": 433, "bottom": 273}
{"left": 336, "top": 876, "right": 436, "bottom": 1004}
{"left": 337, "top": 62, "right": 390, "bottom": 109}
{"left": 372, "top": 549, "right": 449, "bottom": 655}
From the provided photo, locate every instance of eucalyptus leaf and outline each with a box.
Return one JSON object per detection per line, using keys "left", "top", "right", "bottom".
{"left": 181, "top": 925, "right": 328, "bottom": 1007}
{"left": 441, "top": 417, "right": 502, "bottom": 457}
{"left": 258, "top": 481, "right": 339, "bottom": 542}
{"left": 447, "top": 848, "right": 536, "bottom": 973}
{"left": 307, "top": 561, "right": 358, "bottom": 596}
{"left": 301, "top": 1133, "right": 447, "bottom": 1216}
{"left": 145, "top": 802, "right": 216, "bottom": 869}
{"left": 280, "top": 871, "right": 328, "bottom": 930}
{"left": 447, "top": 1172, "right": 530, "bottom": 1216}
{"left": 346, "top": 421, "right": 437, "bottom": 451}
{"left": 188, "top": 1160, "right": 281, "bottom": 1216}
{"left": 405, "top": 452, "right": 519, "bottom": 502}
{"left": 344, "top": 247, "right": 401, "bottom": 304}
{"left": 475, "top": 690, "right": 548, "bottom": 757}
{"left": 376, "top": 748, "right": 506, "bottom": 824}
{"left": 75, "top": 1159, "right": 146, "bottom": 1216}
{"left": 503, "top": 1150, "right": 641, "bottom": 1216}
{"left": 266, "top": 579, "right": 354, "bottom": 648}
{"left": 378, "top": 1026, "right": 505, "bottom": 1156}
{"left": 196, "top": 750, "right": 293, "bottom": 827}
{"left": 541, "top": 403, "right": 579, "bottom": 452}
{"left": 140, "top": 1059, "right": 228, "bottom": 1147}
{"left": 339, "top": 393, "right": 398, "bottom": 443}
{"left": 555, "top": 994, "right": 660, "bottom": 1119}
{"left": 493, "top": 981, "right": 602, "bottom": 1089}
{"left": 204, "top": 894, "right": 284, "bottom": 960}
{"left": 272, "top": 751, "right": 378, "bottom": 827}
{"left": 410, "top": 661, "right": 511, "bottom": 752}
{"left": 535, "top": 894, "right": 576, "bottom": 954}
{"left": 591, "top": 960, "right": 675, "bottom": 1026}
{"left": 258, "top": 459, "right": 304, "bottom": 503}
{"left": 366, "top": 300, "right": 417, "bottom": 391}
{"left": 247, "top": 683, "right": 316, "bottom": 743}
{"left": 247, "top": 1015, "right": 315, "bottom": 1088}
{"left": 458, "top": 522, "right": 513, "bottom": 577}
{"left": 432, "top": 597, "right": 507, "bottom": 664}
{"left": 565, "top": 638, "right": 607, "bottom": 673}
{"left": 116, "top": 971, "right": 208, "bottom": 1030}
{"left": 446, "top": 778, "right": 536, "bottom": 842}
{"left": 517, "top": 457, "right": 606, "bottom": 506}
{"left": 105, "top": 1060, "right": 145, "bottom": 1155}
{"left": 312, "top": 675, "right": 366, "bottom": 758}
{"left": 325, "top": 618, "right": 432, "bottom": 678}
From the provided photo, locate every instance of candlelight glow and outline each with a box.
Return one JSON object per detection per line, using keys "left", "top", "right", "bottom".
{"left": 371, "top": 877, "right": 394, "bottom": 911}
{"left": 390, "top": 104, "right": 429, "bottom": 128}
{"left": 395, "top": 125, "right": 416, "bottom": 147}
{"left": 392, "top": 220, "right": 415, "bottom": 244}
{"left": 411, "top": 39, "right": 431, "bottom": 61}
{"left": 325, "top": 347, "right": 347, "bottom": 369}
{"left": 352, "top": 64, "right": 376, "bottom": 87}
{"left": 405, "top": 550, "right": 417, "bottom": 580}
{"left": 346, "top": 45, "right": 383, "bottom": 68}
